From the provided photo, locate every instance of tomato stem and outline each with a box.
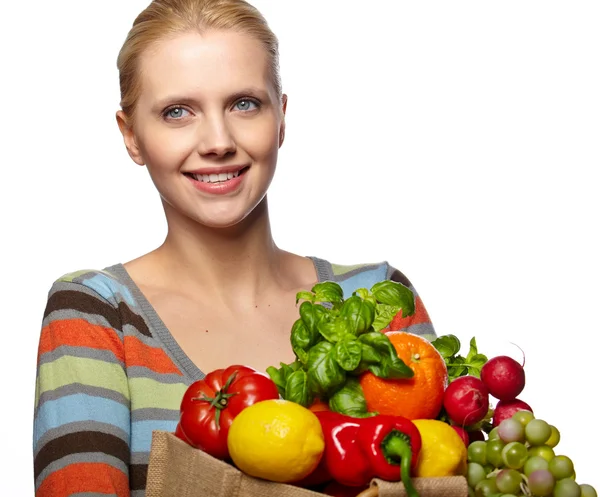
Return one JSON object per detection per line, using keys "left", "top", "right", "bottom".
{"left": 191, "top": 371, "right": 240, "bottom": 428}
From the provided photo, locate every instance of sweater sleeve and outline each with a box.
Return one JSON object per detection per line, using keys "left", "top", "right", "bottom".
{"left": 33, "top": 279, "right": 131, "bottom": 497}
{"left": 386, "top": 265, "right": 437, "bottom": 339}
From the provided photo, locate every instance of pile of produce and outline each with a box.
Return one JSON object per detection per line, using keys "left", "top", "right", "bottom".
{"left": 172, "top": 280, "right": 597, "bottom": 497}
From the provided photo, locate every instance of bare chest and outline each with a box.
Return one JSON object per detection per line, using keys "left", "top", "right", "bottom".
{"left": 149, "top": 293, "right": 301, "bottom": 374}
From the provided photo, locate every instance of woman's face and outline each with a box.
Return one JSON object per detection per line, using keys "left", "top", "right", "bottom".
{"left": 118, "top": 29, "right": 286, "bottom": 229}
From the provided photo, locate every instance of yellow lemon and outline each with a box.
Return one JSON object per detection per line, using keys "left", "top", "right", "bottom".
{"left": 227, "top": 399, "right": 325, "bottom": 483}
{"left": 412, "top": 419, "right": 467, "bottom": 477}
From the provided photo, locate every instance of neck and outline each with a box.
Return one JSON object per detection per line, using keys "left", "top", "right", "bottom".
{"left": 154, "top": 197, "right": 286, "bottom": 300}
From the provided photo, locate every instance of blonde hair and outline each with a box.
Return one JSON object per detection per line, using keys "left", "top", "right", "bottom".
{"left": 116, "top": 0, "right": 282, "bottom": 123}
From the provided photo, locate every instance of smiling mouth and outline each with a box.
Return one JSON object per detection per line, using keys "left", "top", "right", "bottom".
{"left": 185, "top": 166, "right": 249, "bottom": 184}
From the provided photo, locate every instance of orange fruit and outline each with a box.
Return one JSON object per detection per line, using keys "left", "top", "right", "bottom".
{"left": 359, "top": 331, "right": 448, "bottom": 419}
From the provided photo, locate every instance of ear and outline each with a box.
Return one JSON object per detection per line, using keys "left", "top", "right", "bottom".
{"left": 116, "top": 110, "right": 145, "bottom": 166}
{"left": 278, "top": 94, "right": 288, "bottom": 148}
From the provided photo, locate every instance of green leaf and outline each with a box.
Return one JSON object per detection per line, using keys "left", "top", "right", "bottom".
{"left": 306, "top": 341, "right": 346, "bottom": 396}
{"left": 296, "top": 291, "right": 315, "bottom": 304}
{"left": 334, "top": 338, "right": 362, "bottom": 371}
{"left": 371, "top": 280, "right": 415, "bottom": 317}
{"left": 466, "top": 337, "right": 480, "bottom": 361}
{"left": 317, "top": 317, "right": 354, "bottom": 343}
{"left": 357, "top": 332, "right": 414, "bottom": 379}
{"left": 372, "top": 303, "right": 398, "bottom": 332}
{"left": 353, "top": 288, "right": 370, "bottom": 300}
{"left": 340, "top": 296, "right": 375, "bottom": 335}
{"left": 290, "top": 317, "right": 321, "bottom": 364}
{"left": 266, "top": 364, "right": 286, "bottom": 397}
{"left": 312, "top": 281, "right": 344, "bottom": 304}
{"left": 299, "top": 301, "right": 329, "bottom": 335}
{"left": 284, "top": 370, "right": 313, "bottom": 407}
{"left": 431, "top": 334, "right": 461, "bottom": 358}
{"left": 327, "top": 378, "right": 376, "bottom": 418}
{"left": 466, "top": 354, "right": 488, "bottom": 378}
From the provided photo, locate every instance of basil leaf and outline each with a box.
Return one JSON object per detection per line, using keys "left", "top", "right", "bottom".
{"left": 312, "top": 281, "right": 344, "bottom": 305}
{"left": 353, "top": 288, "right": 370, "bottom": 300}
{"left": 340, "top": 296, "right": 375, "bottom": 335}
{"left": 372, "top": 303, "right": 398, "bottom": 332}
{"left": 328, "top": 378, "right": 376, "bottom": 418}
{"left": 299, "top": 301, "right": 328, "bottom": 333}
{"left": 334, "top": 338, "right": 362, "bottom": 371}
{"left": 290, "top": 317, "right": 321, "bottom": 364}
{"left": 371, "top": 280, "right": 415, "bottom": 317}
{"left": 296, "top": 291, "right": 315, "bottom": 304}
{"left": 307, "top": 341, "right": 346, "bottom": 396}
{"left": 317, "top": 317, "right": 354, "bottom": 343}
{"left": 285, "top": 370, "right": 313, "bottom": 407}
{"left": 266, "top": 364, "right": 286, "bottom": 397}
{"left": 432, "top": 334, "right": 461, "bottom": 358}
{"left": 357, "top": 332, "right": 414, "bottom": 379}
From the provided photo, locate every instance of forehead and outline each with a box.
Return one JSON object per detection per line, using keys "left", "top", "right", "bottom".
{"left": 138, "top": 30, "right": 272, "bottom": 102}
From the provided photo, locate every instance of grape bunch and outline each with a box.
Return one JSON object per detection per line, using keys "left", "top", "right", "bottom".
{"left": 466, "top": 409, "right": 597, "bottom": 497}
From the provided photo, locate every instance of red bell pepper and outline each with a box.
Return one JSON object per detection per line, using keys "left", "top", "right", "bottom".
{"left": 314, "top": 411, "right": 421, "bottom": 497}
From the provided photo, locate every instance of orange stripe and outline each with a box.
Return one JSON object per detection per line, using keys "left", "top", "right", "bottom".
{"left": 36, "top": 463, "right": 129, "bottom": 497}
{"left": 389, "top": 296, "right": 432, "bottom": 331}
{"left": 38, "top": 319, "right": 124, "bottom": 362}
{"left": 124, "top": 335, "right": 182, "bottom": 375}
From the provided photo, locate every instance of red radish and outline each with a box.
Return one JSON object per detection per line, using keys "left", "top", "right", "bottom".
{"left": 492, "top": 398, "right": 533, "bottom": 427}
{"left": 451, "top": 425, "right": 470, "bottom": 447}
{"left": 480, "top": 355, "right": 525, "bottom": 401}
{"left": 468, "top": 430, "right": 486, "bottom": 443}
{"left": 443, "top": 375, "right": 490, "bottom": 426}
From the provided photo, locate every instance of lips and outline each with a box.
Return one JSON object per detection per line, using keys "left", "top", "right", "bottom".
{"left": 184, "top": 166, "right": 249, "bottom": 184}
{"left": 184, "top": 166, "right": 249, "bottom": 194}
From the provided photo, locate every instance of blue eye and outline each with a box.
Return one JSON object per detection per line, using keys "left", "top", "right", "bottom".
{"left": 234, "top": 99, "right": 259, "bottom": 112}
{"left": 164, "top": 107, "right": 189, "bottom": 120}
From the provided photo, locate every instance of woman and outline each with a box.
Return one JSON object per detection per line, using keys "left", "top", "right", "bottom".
{"left": 33, "top": 0, "right": 436, "bottom": 495}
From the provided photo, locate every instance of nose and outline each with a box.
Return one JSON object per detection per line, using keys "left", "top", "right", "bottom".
{"left": 197, "top": 113, "right": 236, "bottom": 158}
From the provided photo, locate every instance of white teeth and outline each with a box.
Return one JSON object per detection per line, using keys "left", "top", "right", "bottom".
{"left": 190, "top": 170, "right": 242, "bottom": 183}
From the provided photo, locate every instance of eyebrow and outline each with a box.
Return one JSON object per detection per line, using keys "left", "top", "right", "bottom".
{"left": 152, "top": 87, "right": 272, "bottom": 111}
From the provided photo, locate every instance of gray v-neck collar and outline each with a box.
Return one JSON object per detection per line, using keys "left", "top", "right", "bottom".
{"left": 105, "top": 256, "right": 331, "bottom": 380}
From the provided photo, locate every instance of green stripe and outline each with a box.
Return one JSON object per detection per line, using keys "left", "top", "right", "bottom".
{"left": 129, "top": 377, "right": 188, "bottom": 410}
{"left": 36, "top": 356, "right": 129, "bottom": 404}
{"left": 330, "top": 263, "right": 374, "bottom": 276}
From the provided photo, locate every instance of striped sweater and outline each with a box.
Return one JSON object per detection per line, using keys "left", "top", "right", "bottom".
{"left": 33, "top": 257, "right": 436, "bottom": 496}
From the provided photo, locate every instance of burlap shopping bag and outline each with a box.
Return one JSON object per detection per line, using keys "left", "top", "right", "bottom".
{"left": 146, "top": 431, "right": 469, "bottom": 497}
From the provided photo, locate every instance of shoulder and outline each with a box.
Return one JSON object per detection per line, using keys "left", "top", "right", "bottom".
{"left": 311, "top": 257, "right": 416, "bottom": 297}
{"left": 48, "top": 264, "right": 136, "bottom": 308}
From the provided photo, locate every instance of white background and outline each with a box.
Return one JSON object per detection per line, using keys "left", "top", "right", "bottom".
{"left": 1, "top": 0, "right": 599, "bottom": 493}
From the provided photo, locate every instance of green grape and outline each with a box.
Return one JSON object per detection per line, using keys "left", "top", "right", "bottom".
{"left": 475, "top": 478, "right": 499, "bottom": 497}
{"left": 524, "top": 455, "right": 549, "bottom": 476}
{"left": 502, "top": 442, "right": 528, "bottom": 469}
{"left": 512, "top": 409, "right": 535, "bottom": 426}
{"left": 499, "top": 495, "right": 519, "bottom": 497}
{"left": 469, "top": 441, "right": 488, "bottom": 465}
{"left": 553, "top": 478, "right": 581, "bottom": 497}
{"left": 488, "top": 427, "right": 501, "bottom": 441}
{"left": 528, "top": 444, "right": 555, "bottom": 462}
{"left": 545, "top": 424, "right": 560, "bottom": 448}
{"left": 487, "top": 439, "right": 506, "bottom": 468}
{"left": 525, "top": 419, "right": 552, "bottom": 445}
{"left": 468, "top": 487, "right": 476, "bottom": 497}
{"left": 527, "top": 469, "right": 555, "bottom": 496}
{"left": 549, "top": 455, "right": 575, "bottom": 480}
{"left": 468, "top": 462, "right": 488, "bottom": 488}
{"left": 498, "top": 418, "right": 525, "bottom": 443}
{"left": 580, "top": 483, "right": 598, "bottom": 497}
{"left": 483, "top": 463, "right": 496, "bottom": 476}
{"left": 496, "top": 468, "right": 523, "bottom": 494}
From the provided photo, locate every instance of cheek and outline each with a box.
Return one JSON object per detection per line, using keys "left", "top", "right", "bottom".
{"left": 139, "top": 128, "right": 196, "bottom": 173}
{"left": 235, "top": 120, "right": 280, "bottom": 163}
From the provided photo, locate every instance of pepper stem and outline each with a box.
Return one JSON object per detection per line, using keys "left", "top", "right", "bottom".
{"left": 381, "top": 432, "right": 420, "bottom": 497}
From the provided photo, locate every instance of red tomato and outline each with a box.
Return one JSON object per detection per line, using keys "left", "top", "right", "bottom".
{"left": 178, "top": 365, "right": 280, "bottom": 460}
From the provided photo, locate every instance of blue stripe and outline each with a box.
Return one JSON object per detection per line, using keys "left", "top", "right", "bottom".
{"left": 131, "top": 420, "right": 178, "bottom": 453}
{"left": 84, "top": 273, "right": 136, "bottom": 307}
{"left": 337, "top": 266, "right": 388, "bottom": 298}
{"left": 34, "top": 394, "right": 130, "bottom": 446}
